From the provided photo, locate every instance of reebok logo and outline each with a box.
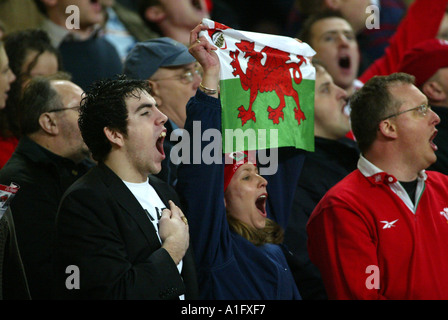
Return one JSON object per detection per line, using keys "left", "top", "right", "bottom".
{"left": 380, "top": 219, "right": 398, "bottom": 229}
{"left": 440, "top": 208, "right": 448, "bottom": 223}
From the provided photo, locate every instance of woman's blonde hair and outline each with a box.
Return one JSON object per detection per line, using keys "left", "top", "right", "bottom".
{"left": 227, "top": 215, "right": 284, "bottom": 246}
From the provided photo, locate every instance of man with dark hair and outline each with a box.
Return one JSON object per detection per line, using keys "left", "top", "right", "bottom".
{"left": 52, "top": 76, "right": 198, "bottom": 299}
{"left": 0, "top": 74, "right": 92, "bottom": 299}
{"left": 307, "top": 72, "right": 448, "bottom": 299}
{"left": 299, "top": 10, "right": 361, "bottom": 97}
{"left": 123, "top": 37, "right": 201, "bottom": 186}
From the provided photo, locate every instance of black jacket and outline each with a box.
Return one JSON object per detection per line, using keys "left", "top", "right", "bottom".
{"left": 0, "top": 137, "right": 92, "bottom": 299}
{"left": 52, "top": 163, "right": 198, "bottom": 299}
{"left": 284, "top": 137, "right": 359, "bottom": 300}
{"left": 0, "top": 207, "right": 31, "bottom": 300}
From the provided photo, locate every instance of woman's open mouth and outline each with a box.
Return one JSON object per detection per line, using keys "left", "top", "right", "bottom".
{"left": 255, "top": 194, "right": 267, "bottom": 217}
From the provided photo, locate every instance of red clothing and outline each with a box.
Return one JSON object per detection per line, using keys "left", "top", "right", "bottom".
{"left": 359, "top": 0, "right": 448, "bottom": 83}
{"left": 307, "top": 168, "right": 448, "bottom": 300}
{"left": 0, "top": 136, "right": 18, "bottom": 169}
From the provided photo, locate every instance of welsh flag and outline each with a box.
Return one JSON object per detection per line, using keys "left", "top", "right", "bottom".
{"left": 200, "top": 18, "right": 316, "bottom": 153}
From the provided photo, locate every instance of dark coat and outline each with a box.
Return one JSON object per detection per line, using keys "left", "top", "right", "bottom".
{"left": 52, "top": 163, "right": 198, "bottom": 300}
{"left": 0, "top": 137, "right": 92, "bottom": 299}
{"left": 0, "top": 207, "right": 31, "bottom": 300}
{"left": 284, "top": 137, "right": 359, "bottom": 300}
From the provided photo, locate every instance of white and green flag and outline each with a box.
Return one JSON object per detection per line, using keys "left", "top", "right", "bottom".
{"left": 200, "top": 18, "right": 316, "bottom": 153}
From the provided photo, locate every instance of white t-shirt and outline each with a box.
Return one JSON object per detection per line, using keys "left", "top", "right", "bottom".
{"left": 123, "top": 179, "right": 184, "bottom": 299}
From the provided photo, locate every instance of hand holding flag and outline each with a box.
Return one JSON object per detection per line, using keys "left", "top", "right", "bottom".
{"left": 189, "top": 23, "right": 220, "bottom": 97}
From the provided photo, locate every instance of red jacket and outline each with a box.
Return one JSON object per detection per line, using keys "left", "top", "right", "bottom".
{"left": 307, "top": 168, "right": 448, "bottom": 299}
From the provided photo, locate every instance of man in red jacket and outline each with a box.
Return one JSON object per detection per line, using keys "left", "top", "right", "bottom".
{"left": 307, "top": 72, "right": 448, "bottom": 299}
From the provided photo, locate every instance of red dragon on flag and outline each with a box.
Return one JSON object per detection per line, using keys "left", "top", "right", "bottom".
{"left": 229, "top": 40, "right": 307, "bottom": 126}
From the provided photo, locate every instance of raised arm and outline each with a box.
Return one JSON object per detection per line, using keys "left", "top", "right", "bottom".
{"left": 176, "top": 23, "right": 231, "bottom": 269}
{"left": 189, "top": 23, "right": 220, "bottom": 98}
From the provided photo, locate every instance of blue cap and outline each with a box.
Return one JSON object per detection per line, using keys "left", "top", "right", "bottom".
{"left": 123, "top": 37, "right": 196, "bottom": 80}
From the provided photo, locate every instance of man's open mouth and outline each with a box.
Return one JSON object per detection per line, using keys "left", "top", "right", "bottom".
{"left": 430, "top": 130, "right": 438, "bottom": 151}
{"left": 339, "top": 56, "right": 351, "bottom": 69}
{"left": 156, "top": 131, "right": 166, "bottom": 156}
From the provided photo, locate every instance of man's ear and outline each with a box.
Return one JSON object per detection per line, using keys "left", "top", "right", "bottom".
{"left": 378, "top": 118, "right": 398, "bottom": 139}
{"left": 104, "top": 126, "right": 125, "bottom": 147}
{"left": 422, "top": 80, "right": 446, "bottom": 103}
{"left": 147, "top": 80, "right": 163, "bottom": 106}
{"left": 144, "top": 4, "right": 166, "bottom": 23}
{"left": 38, "top": 112, "right": 59, "bottom": 135}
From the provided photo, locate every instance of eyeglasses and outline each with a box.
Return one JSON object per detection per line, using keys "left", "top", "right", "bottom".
{"left": 47, "top": 106, "right": 81, "bottom": 113}
{"left": 154, "top": 67, "right": 202, "bottom": 84}
{"left": 380, "top": 104, "right": 431, "bottom": 121}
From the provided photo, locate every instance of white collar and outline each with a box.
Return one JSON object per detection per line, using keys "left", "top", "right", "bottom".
{"left": 358, "top": 154, "right": 427, "bottom": 182}
{"left": 357, "top": 155, "right": 427, "bottom": 213}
